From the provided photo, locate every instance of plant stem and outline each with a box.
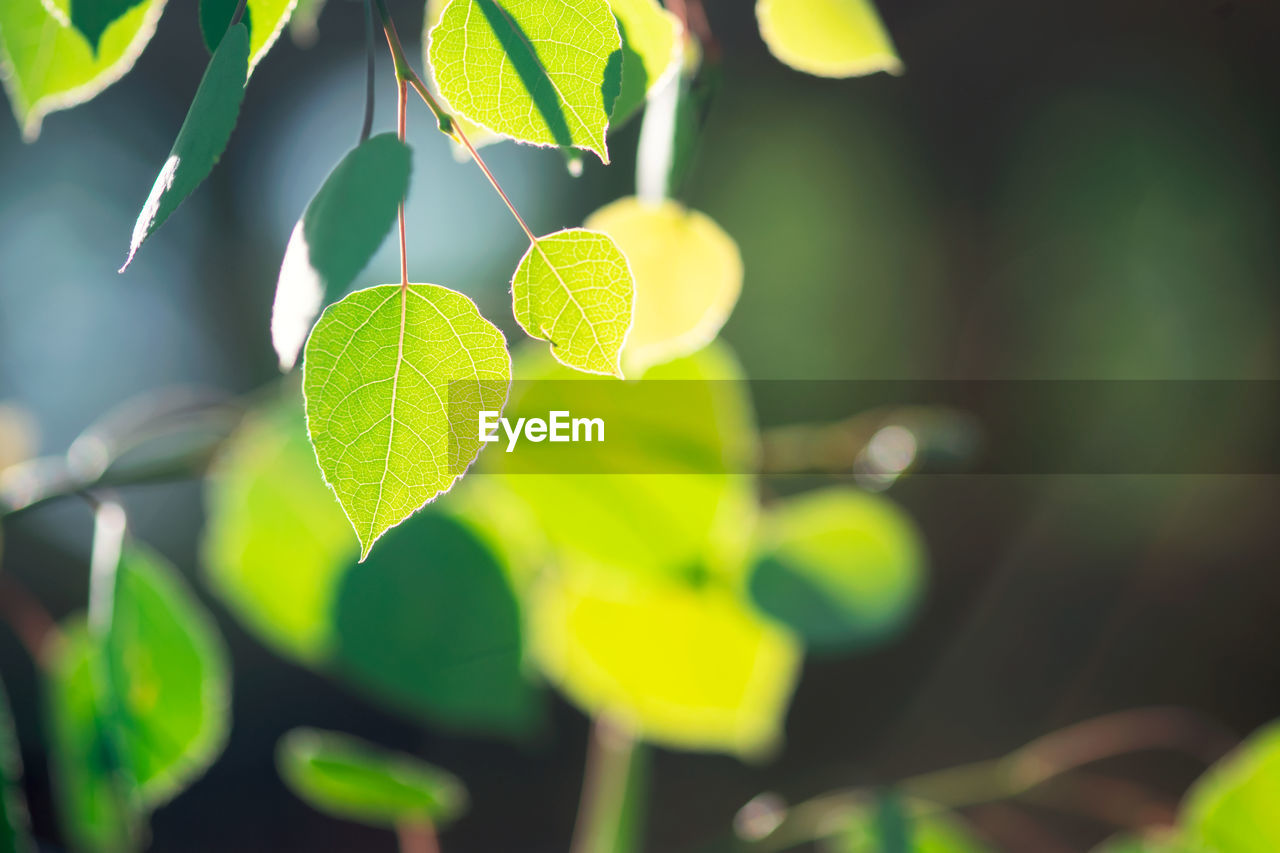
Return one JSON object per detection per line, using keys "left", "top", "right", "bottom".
{"left": 570, "top": 717, "right": 647, "bottom": 853}
{"left": 396, "top": 821, "right": 440, "bottom": 853}
{"left": 0, "top": 571, "right": 60, "bottom": 664}
{"left": 360, "top": 0, "right": 375, "bottom": 143}
{"left": 396, "top": 77, "right": 409, "bottom": 288}
{"left": 230, "top": 0, "right": 248, "bottom": 28}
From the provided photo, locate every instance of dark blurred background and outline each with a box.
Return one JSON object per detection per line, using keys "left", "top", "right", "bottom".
{"left": 2, "top": 0, "right": 1279, "bottom": 850}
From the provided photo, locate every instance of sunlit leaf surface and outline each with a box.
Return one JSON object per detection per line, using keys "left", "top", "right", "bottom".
{"left": 756, "top": 0, "right": 902, "bottom": 78}
{"left": 1184, "top": 720, "right": 1280, "bottom": 852}
{"left": 607, "top": 0, "right": 681, "bottom": 126}
{"left": 199, "top": 0, "right": 297, "bottom": 71}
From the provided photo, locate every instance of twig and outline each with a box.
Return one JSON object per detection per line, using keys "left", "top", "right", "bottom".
{"left": 360, "top": 0, "right": 375, "bottom": 143}
{"left": 397, "top": 822, "right": 440, "bottom": 853}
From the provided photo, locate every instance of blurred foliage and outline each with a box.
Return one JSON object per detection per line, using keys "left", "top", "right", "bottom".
{"left": 0, "top": 679, "right": 31, "bottom": 853}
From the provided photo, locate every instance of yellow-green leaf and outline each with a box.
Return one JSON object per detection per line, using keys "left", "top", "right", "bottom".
{"left": 1184, "top": 720, "right": 1280, "bottom": 852}
{"left": 512, "top": 228, "right": 634, "bottom": 377}
{"left": 608, "top": 0, "right": 682, "bottom": 127}
{"left": 0, "top": 0, "right": 166, "bottom": 140}
{"left": 199, "top": 0, "right": 298, "bottom": 72}
{"left": 121, "top": 22, "right": 249, "bottom": 270}
{"left": 426, "top": 0, "right": 622, "bottom": 163}
{"left": 531, "top": 558, "right": 800, "bottom": 757}
{"left": 756, "top": 0, "right": 902, "bottom": 78}
{"left": 303, "top": 283, "right": 512, "bottom": 559}
{"left": 278, "top": 728, "right": 467, "bottom": 829}
{"left": 585, "top": 197, "right": 741, "bottom": 375}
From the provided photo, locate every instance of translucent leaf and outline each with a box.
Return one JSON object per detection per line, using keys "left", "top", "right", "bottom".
{"left": 69, "top": 0, "right": 140, "bottom": 53}
{"left": 1184, "top": 720, "right": 1280, "bottom": 852}
{"left": 302, "top": 283, "right": 512, "bottom": 559}
{"left": 756, "top": 0, "right": 902, "bottom": 79}
{"left": 511, "top": 228, "right": 635, "bottom": 377}
{"left": 333, "top": 512, "right": 541, "bottom": 738}
{"left": 272, "top": 134, "right": 412, "bottom": 370}
{"left": 120, "top": 22, "right": 249, "bottom": 271}
{"left": 749, "top": 488, "right": 925, "bottom": 654}
{"left": 0, "top": 0, "right": 166, "bottom": 140}
{"left": 202, "top": 392, "right": 355, "bottom": 662}
{"left": 424, "top": 0, "right": 501, "bottom": 156}
{"left": 426, "top": 0, "right": 623, "bottom": 163}
{"left": 199, "top": 0, "right": 297, "bottom": 71}
{"left": 0, "top": 679, "right": 32, "bottom": 853}
{"left": 94, "top": 540, "right": 232, "bottom": 808}
{"left": 278, "top": 728, "right": 467, "bottom": 828}
{"left": 43, "top": 622, "right": 141, "bottom": 853}
{"left": 607, "top": 0, "right": 682, "bottom": 127}
{"left": 829, "top": 803, "right": 991, "bottom": 853}
{"left": 584, "top": 197, "right": 741, "bottom": 375}
{"left": 530, "top": 558, "right": 800, "bottom": 757}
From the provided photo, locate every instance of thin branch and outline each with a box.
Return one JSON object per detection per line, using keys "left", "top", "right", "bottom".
{"left": 396, "top": 822, "right": 440, "bottom": 853}
{"left": 570, "top": 717, "right": 643, "bottom": 853}
{"left": 230, "top": 0, "right": 248, "bottom": 28}
{"left": 360, "top": 0, "right": 376, "bottom": 143}
{"left": 0, "top": 572, "right": 60, "bottom": 664}
{"left": 396, "top": 77, "right": 409, "bottom": 288}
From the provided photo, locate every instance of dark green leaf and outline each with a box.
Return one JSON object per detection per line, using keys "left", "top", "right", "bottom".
{"left": 95, "top": 539, "right": 231, "bottom": 807}
{"left": 43, "top": 622, "right": 141, "bottom": 853}
{"left": 0, "top": 679, "right": 32, "bottom": 853}
{"left": 70, "top": 0, "right": 144, "bottom": 53}
{"left": 333, "top": 513, "right": 541, "bottom": 739}
{"left": 199, "top": 0, "right": 297, "bottom": 70}
{"left": 831, "top": 802, "right": 990, "bottom": 853}
{"left": 277, "top": 728, "right": 467, "bottom": 828}
{"left": 271, "top": 134, "right": 413, "bottom": 370}
{"left": 120, "top": 23, "right": 249, "bottom": 271}
{"left": 198, "top": 0, "right": 249, "bottom": 52}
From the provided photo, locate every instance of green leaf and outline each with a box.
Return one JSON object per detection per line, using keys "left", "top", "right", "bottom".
{"left": 289, "top": 0, "right": 325, "bottom": 46}
{"left": 93, "top": 536, "right": 231, "bottom": 808}
{"left": 202, "top": 390, "right": 355, "bottom": 662}
{"left": 1184, "top": 719, "right": 1280, "bottom": 852}
{"left": 830, "top": 802, "right": 991, "bottom": 853}
{"left": 278, "top": 728, "right": 467, "bottom": 829}
{"left": 272, "top": 134, "right": 413, "bottom": 370}
{"left": 333, "top": 512, "right": 540, "bottom": 738}
{"left": 70, "top": 0, "right": 143, "bottom": 53}
{"left": 749, "top": 488, "right": 925, "bottom": 653}
{"left": 1092, "top": 833, "right": 1201, "bottom": 853}
{"left": 427, "top": 0, "right": 622, "bottom": 163}
{"left": 0, "top": 679, "right": 32, "bottom": 853}
{"left": 120, "top": 22, "right": 249, "bottom": 271}
{"left": 607, "top": 0, "right": 682, "bottom": 127}
{"left": 585, "top": 197, "right": 741, "bottom": 375}
{"left": 756, "top": 0, "right": 902, "bottom": 78}
{"left": 43, "top": 622, "right": 141, "bottom": 853}
{"left": 512, "top": 228, "right": 635, "bottom": 377}
{"left": 199, "top": 0, "right": 298, "bottom": 72}
{"left": 0, "top": 0, "right": 166, "bottom": 140}
{"left": 303, "top": 283, "right": 512, "bottom": 560}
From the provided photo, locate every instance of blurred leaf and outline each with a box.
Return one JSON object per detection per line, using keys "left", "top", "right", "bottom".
{"left": 302, "top": 284, "right": 511, "bottom": 560}
{"left": 756, "top": 0, "right": 902, "bottom": 78}
{"left": 749, "top": 488, "right": 925, "bottom": 653}
{"left": 0, "top": 679, "right": 32, "bottom": 853}
{"left": 288, "top": 0, "right": 325, "bottom": 45}
{"left": 69, "top": 0, "right": 141, "bottom": 53}
{"left": 585, "top": 197, "right": 742, "bottom": 375}
{"left": 872, "top": 789, "right": 911, "bottom": 853}
{"left": 199, "top": 0, "right": 295, "bottom": 71}
{"left": 277, "top": 728, "right": 467, "bottom": 828}
{"left": 95, "top": 542, "right": 231, "bottom": 808}
{"left": 530, "top": 558, "right": 800, "bottom": 756}
{"left": 43, "top": 622, "right": 141, "bottom": 853}
{"left": 512, "top": 229, "right": 635, "bottom": 377}
{"left": 333, "top": 512, "right": 541, "bottom": 738}
{"left": 0, "top": 403, "right": 38, "bottom": 472}
{"left": 492, "top": 342, "right": 759, "bottom": 583}
{"left": 271, "top": 134, "right": 413, "bottom": 370}
{"left": 121, "top": 23, "right": 248, "bottom": 270}
{"left": 828, "top": 803, "right": 990, "bottom": 853}
{"left": 1184, "top": 719, "right": 1280, "bottom": 852}
{"left": 0, "top": 0, "right": 166, "bottom": 140}
{"left": 427, "top": 0, "right": 621, "bottom": 163}
{"left": 1092, "top": 833, "right": 1201, "bottom": 853}
{"left": 607, "top": 0, "right": 682, "bottom": 127}
{"left": 202, "top": 391, "right": 355, "bottom": 663}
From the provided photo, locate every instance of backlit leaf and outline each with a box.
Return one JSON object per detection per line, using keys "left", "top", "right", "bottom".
{"left": 278, "top": 728, "right": 467, "bottom": 828}
{"left": 303, "top": 283, "right": 511, "bottom": 559}
{"left": 424, "top": 0, "right": 501, "bottom": 156}
{"left": 585, "top": 197, "right": 741, "bottom": 375}
{"left": 427, "top": 0, "right": 622, "bottom": 163}
{"left": 120, "top": 22, "right": 249, "bottom": 271}
{"left": 0, "top": 0, "right": 166, "bottom": 140}
{"left": 199, "top": 0, "right": 296, "bottom": 71}
{"left": 202, "top": 391, "right": 354, "bottom": 662}
{"left": 272, "top": 134, "right": 412, "bottom": 370}
{"left": 607, "top": 0, "right": 681, "bottom": 127}
{"left": 749, "top": 488, "right": 925, "bottom": 653}
{"left": 1184, "top": 720, "right": 1280, "bottom": 852}
{"left": 511, "top": 228, "right": 634, "bottom": 377}
{"left": 0, "top": 679, "right": 32, "bottom": 853}
{"left": 93, "top": 537, "right": 232, "bottom": 807}
{"left": 531, "top": 558, "right": 800, "bottom": 757}
{"left": 43, "top": 622, "right": 140, "bottom": 853}
{"left": 756, "top": 0, "right": 902, "bottom": 78}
